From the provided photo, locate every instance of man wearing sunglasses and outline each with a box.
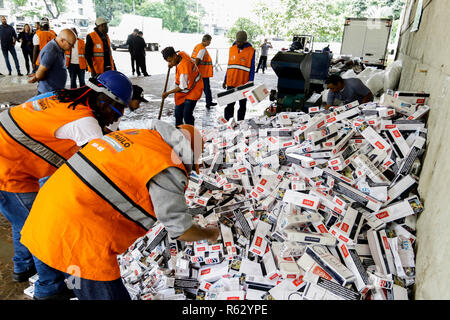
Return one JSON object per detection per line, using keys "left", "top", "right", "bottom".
{"left": 28, "top": 29, "right": 77, "bottom": 95}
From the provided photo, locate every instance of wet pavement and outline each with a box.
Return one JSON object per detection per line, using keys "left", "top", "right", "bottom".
{"left": 0, "top": 54, "right": 278, "bottom": 299}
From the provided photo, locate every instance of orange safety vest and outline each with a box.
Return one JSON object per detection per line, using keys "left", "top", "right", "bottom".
{"left": 35, "top": 30, "right": 56, "bottom": 66}
{"left": 226, "top": 45, "right": 255, "bottom": 88}
{"left": 65, "top": 38, "right": 87, "bottom": 69}
{"left": 87, "top": 31, "right": 115, "bottom": 74}
{"left": 191, "top": 43, "right": 213, "bottom": 78}
{"left": 21, "top": 129, "right": 188, "bottom": 281}
{"left": 0, "top": 96, "right": 95, "bottom": 193}
{"left": 175, "top": 51, "right": 204, "bottom": 106}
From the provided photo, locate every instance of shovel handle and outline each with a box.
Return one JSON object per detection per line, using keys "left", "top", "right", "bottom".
{"left": 158, "top": 68, "right": 171, "bottom": 120}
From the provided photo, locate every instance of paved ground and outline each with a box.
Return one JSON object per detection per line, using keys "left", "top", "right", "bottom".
{"left": 0, "top": 49, "right": 278, "bottom": 300}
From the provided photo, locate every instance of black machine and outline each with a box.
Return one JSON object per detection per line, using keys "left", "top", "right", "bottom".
{"left": 267, "top": 35, "right": 330, "bottom": 115}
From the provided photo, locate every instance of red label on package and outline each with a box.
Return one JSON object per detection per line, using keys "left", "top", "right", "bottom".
{"left": 227, "top": 297, "right": 240, "bottom": 300}
{"left": 302, "top": 199, "right": 315, "bottom": 207}
{"left": 204, "top": 283, "right": 211, "bottom": 290}
{"left": 382, "top": 236, "right": 390, "bottom": 250}
{"left": 341, "top": 244, "right": 349, "bottom": 258}
{"left": 318, "top": 225, "right": 328, "bottom": 233}
{"left": 225, "top": 242, "right": 232, "bottom": 247}
{"left": 393, "top": 130, "right": 401, "bottom": 138}
{"left": 201, "top": 269, "right": 211, "bottom": 275}
{"left": 339, "top": 235, "right": 349, "bottom": 243}
{"left": 313, "top": 266, "right": 332, "bottom": 280}
{"left": 376, "top": 211, "right": 389, "bottom": 219}
{"left": 255, "top": 236, "right": 263, "bottom": 247}
{"left": 375, "top": 141, "right": 385, "bottom": 149}
{"left": 341, "top": 223, "right": 349, "bottom": 232}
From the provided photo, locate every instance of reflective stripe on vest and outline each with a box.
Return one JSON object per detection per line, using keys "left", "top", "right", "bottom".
{"left": 0, "top": 109, "right": 65, "bottom": 168}
{"left": 66, "top": 152, "right": 157, "bottom": 230}
{"left": 227, "top": 64, "right": 251, "bottom": 72}
{"left": 179, "top": 72, "right": 202, "bottom": 94}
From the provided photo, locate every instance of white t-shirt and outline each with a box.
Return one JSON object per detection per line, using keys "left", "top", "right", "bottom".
{"left": 55, "top": 116, "right": 104, "bottom": 146}
{"left": 70, "top": 39, "right": 79, "bottom": 65}
{"left": 196, "top": 48, "right": 206, "bottom": 60}
{"left": 179, "top": 74, "right": 189, "bottom": 90}
{"left": 33, "top": 34, "right": 39, "bottom": 46}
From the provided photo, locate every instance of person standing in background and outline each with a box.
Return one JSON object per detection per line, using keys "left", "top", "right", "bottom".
{"left": 256, "top": 38, "right": 272, "bottom": 74}
{"left": 126, "top": 28, "right": 138, "bottom": 76}
{"left": 134, "top": 31, "right": 149, "bottom": 77}
{"left": 85, "top": 17, "right": 115, "bottom": 77}
{"left": 32, "top": 18, "right": 56, "bottom": 73}
{"left": 222, "top": 31, "right": 255, "bottom": 121}
{"left": 18, "top": 24, "right": 34, "bottom": 75}
{"left": 0, "top": 15, "right": 23, "bottom": 76}
{"left": 65, "top": 28, "right": 86, "bottom": 88}
{"left": 192, "top": 34, "right": 217, "bottom": 109}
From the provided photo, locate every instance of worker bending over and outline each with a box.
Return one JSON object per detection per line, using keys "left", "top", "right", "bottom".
{"left": 0, "top": 70, "right": 133, "bottom": 300}
{"left": 325, "top": 74, "right": 373, "bottom": 110}
{"left": 223, "top": 30, "right": 255, "bottom": 121}
{"left": 192, "top": 34, "right": 217, "bottom": 109}
{"left": 162, "top": 46, "right": 204, "bottom": 127}
{"left": 21, "top": 122, "right": 219, "bottom": 300}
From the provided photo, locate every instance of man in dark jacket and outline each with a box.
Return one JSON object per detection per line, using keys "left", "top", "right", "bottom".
{"left": 126, "top": 28, "right": 138, "bottom": 76}
{"left": 135, "top": 31, "right": 149, "bottom": 77}
{"left": 0, "top": 15, "right": 23, "bottom": 76}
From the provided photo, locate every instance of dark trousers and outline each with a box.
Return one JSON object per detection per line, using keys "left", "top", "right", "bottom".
{"left": 1, "top": 47, "right": 21, "bottom": 74}
{"left": 203, "top": 77, "right": 213, "bottom": 105}
{"left": 130, "top": 53, "right": 136, "bottom": 74}
{"left": 135, "top": 54, "right": 148, "bottom": 76}
{"left": 224, "top": 86, "right": 247, "bottom": 121}
{"left": 256, "top": 55, "right": 268, "bottom": 73}
{"left": 175, "top": 99, "right": 197, "bottom": 126}
{"left": 64, "top": 274, "right": 131, "bottom": 300}
{"left": 67, "top": 64, "right": 86, "bottom": 89}
{"left": 21, "top": 48, "right": 33, "bottom": 74}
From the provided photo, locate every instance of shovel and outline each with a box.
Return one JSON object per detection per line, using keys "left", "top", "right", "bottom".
{"left": 158, "top": 67, "right": 171, "bottom": 120}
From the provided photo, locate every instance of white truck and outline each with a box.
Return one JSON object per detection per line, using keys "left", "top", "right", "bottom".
{"left": 340, "top": 17, "right": 393, "bottom": 68}
{"left": 109, "top": 14, "right": 163, "bottom": 51}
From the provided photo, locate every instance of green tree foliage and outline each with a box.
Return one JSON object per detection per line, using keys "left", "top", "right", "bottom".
{"left": 42, "top": 0, "right": 66, "bottom": 19}
{"left": 254, "top": 0, "right": 405, "bottom": 43}
{"left": 226, "top": 17, "right": 262, "bottom": 46}
{"left": 100, "top": 0, "right": 205, "bottom": 33}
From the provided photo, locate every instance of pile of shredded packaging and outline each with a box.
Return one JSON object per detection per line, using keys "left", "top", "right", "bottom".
{"left": 115, "top": 91, "right": 429, "bottom": 301}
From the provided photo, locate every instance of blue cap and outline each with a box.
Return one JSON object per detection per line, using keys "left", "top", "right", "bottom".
{"left": 89, "top": 70, "right": 133, "bottom": 106}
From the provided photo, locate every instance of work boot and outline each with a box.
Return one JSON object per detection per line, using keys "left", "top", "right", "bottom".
{"left": 13, "top": 265, "right": 37, "bottom": 282}
{"left": 33, "top": 287, "right": 76, "bottom": 300}
{"left": 8, "top": 71, "right": 11, "bottom": 76}
{"left": 206, "top": 102, "right": 217, "bottom": 109}
{"left": 18, "top": 72, "right": 23, "bottom": 76}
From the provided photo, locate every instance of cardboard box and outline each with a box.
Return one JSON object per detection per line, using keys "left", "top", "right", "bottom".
{"left": 393, "top": 91, "right": 430, "bottom": 105}
{"left": 282, "top": 189, "right": 320, "bottom": 211}
{"left": 336, "top": 242, "right": 370, "bottom": 293}
{"left": 305, "top": 245, "right": 355, "bottom": 285}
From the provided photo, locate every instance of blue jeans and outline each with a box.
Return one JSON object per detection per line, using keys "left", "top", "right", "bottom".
{"left": 175, "top": 99, "right": 197, "bottom": 126}
{"left": 68, "top": 63, "right": 86, "bottom": 89}
{"left": 0, "top": 190, "right": 67, "bottom": 298}
{"left": 203, "top": 77, "right": 213, "bottom": 105}
{"left": 63, "top": 273, "right": 131, "bottom": 300}
{"left": 1, "top": 47, "right": 21, "bottom": 74}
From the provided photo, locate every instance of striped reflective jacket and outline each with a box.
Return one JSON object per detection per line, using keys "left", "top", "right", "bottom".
{"left": 174, "top": 51, "right": 204, "bottom": 106}
{"left": 226, "top": 44, "right": 255, "bottom": 88}
{"left": 0, "top": 96, "right": 94, "bottom": 192}
{"left": 21, "top": 129, "right": 187, "bottom": 281}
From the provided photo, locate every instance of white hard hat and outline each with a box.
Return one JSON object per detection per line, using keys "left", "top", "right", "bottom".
{"left": 95, "top": 17, "right": 107, "bottom": 26}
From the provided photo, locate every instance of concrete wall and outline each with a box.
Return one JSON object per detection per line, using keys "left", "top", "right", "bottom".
{"left": 396, "top": 0, "right": 450, "bottom": 299}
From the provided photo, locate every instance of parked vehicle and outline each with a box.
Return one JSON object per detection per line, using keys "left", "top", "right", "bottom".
{"left": 340, "top": 17, "right": 393, "bottom": 68}
{"left": 109, "top": 14, "right": 162, "bottom": 51}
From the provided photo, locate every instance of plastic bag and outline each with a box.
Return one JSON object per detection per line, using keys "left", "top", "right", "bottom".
{"left": 384, "top": 60, "right": 403, "bottom": 91}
